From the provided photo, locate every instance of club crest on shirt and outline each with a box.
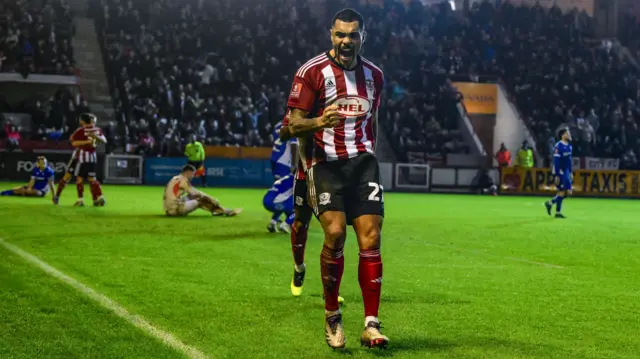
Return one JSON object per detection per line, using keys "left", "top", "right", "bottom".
{"left": 290, "top": 82, "right": 302, "bottom": 99}
{"left": 318, "top": 192, "right": 331, "bottom": 205}
{"left": 366, "top": 79, "right": 374, "bottom": 92}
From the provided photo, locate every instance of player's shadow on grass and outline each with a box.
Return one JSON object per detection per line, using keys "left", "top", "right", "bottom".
{"left": 369, "top": 336, "right": 457, "bottom": 356}
{"left": 298, "top": 293, "right": 470, "bottom": 310}
{"left": 360, "top": 336, "right": 560, "bottom": 357}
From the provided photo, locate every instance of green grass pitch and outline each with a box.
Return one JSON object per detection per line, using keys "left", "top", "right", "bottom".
{"left": 1, "top": 183, "right": 639, "bottom": 359}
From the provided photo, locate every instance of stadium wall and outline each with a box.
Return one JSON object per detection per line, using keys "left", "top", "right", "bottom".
{"left": 144, "top": 157, "right": 272, "bottom": 187}
{"left": 0, "top": 152, "right": 105, "bottom": 181}
{"left": 385, "top": 162, "right": 640, "bottom": 198}
{"left": 3, "top": 151, "right": 632, "bottom": 198}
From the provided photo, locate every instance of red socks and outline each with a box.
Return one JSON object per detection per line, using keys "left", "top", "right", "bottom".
{"left": 76, "top": 182, "right": 84, "bottom": 199}
{"left": 60, "top": 180, "right": 102, "bottom": 202}
{"left": 90, "top": 180, "right": 103, "bottom": 201}
{"left": 291, "top": 224, "right": 308, "bottom": 266}
{"left": 320, "top": 245, "right": 344, "bottom": 312}
{"left": 55, "top": 180, "right": 67, "bottom": 197}
{"left": 359, "top": 249, "right": 383, "bottom": 318}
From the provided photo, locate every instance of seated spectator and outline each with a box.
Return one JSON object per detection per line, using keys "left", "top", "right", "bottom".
{"left": 93, "top": 0, "right": 467, "bottom": 157}
{"left": 87, "top": 0, "right": 640, "bottom": 169}
{"left": 5, "top": 122, "right": 21, "bottom": 151}
{"left": 0, "top": 0, "right": 76, "bottom": 75}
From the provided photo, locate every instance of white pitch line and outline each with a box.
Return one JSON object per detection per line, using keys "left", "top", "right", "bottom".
{"left": 0, "top": 238, "right": 210, "bottom": 359}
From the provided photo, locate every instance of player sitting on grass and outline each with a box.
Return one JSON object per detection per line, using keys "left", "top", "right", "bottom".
{"left": 264, "top": 174, "right": 295, "bottom": 233}
{"left": 1, "top": 156, "right": 55, "bottom": 199}
{"left": 163, "top": 164, "right": 241, "bottom": 217}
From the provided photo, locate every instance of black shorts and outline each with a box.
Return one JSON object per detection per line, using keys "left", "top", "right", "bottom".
{"left": 294, "top": 177, "right": 308, "bottom": 210}
{"left": 74, "top": 162, "right": 97, "bottom": 178}
{"left": 307, "top": 153, "right": 384, "bottom": 223}
{"left": 293, "top": 177, "right": 313, "bottom": 223}
{"left": 187, "top": 161, "right": 203, "bottom": 169}
{"left": 66, "top": 157, "right": 78, "bottom": 174}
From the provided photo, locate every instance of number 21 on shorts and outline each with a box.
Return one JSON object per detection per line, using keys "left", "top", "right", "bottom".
{"left": 368, "top": 182, "right": 384, "bottom": 202}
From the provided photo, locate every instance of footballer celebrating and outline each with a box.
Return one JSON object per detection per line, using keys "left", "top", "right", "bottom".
{"left": 545, "top": 128, "right": 573, "bottom": 218}
{"left": 1, "top": 156, "right": 55, "bottom": 199}
{"left": 55, "top": 113, "right": 107, "bottom": 206}
{"left": 286, "top": 8, "right": 387, "bottom": 349}
{"left": 163, "top": 164, "right": 241, "bottom": 217}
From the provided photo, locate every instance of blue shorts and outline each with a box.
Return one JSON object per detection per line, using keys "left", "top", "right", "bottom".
{"left": 271, "top": 162, "right": 290, "bottom": 180}
{"left": 557, "top": 175, "right": 572, "bottom": 191}
{"left": 25, "top": 185, "right": 48, "bottom": 197}
{"left": 263, "top": 191, "right": 294, "bottom": 214}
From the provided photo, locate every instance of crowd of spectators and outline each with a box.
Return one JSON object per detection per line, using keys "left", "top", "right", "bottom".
{"left": 91, "top": 0, "right": 466, "bottom": 158}
{"left": 92, "top": 0, "right": 640, "bottom": 166}
{"left": 0, "top": 87, "right": 91, "bottom": 150}
{"left": 5, "top": 0, "right": 640, "bottom": 169}
{"left": 403, "top": 0, "right": 640, "bottom": 169}
{"left": 463, "top": 1, "right": 640, "bottom": 169}
{"left": 0, "top": 0, "right": 75, "bottom": 75}
{"left": 503, "top": 3, "right": 639, "bottom": 169}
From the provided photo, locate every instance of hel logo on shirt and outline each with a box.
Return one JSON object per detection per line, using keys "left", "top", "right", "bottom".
{"left": 290, "top": 82, "right": 302, "bottom": 99}
{"left": 334, "top": 96, "right": 371, "bottom": 117}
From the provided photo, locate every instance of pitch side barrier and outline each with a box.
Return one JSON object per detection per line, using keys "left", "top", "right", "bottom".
{"left": 386, "top": 163, "right": 640, "bottom": 198}
{"left": 386, "top": 162, "right": 499, "bottom": 193}
{"left": 500, "top": 167, "right": 640, "bottom": 198}
{"left": 0, "top": 151, "right": 105, "bottom": 181}
{"left": 140, "top": 156, "right": 273, "bottom": 187}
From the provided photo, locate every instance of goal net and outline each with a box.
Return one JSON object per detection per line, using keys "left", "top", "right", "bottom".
{"left": 394, "top": 163, "right": 430, "bottom": 191}
{"left": 104, "top": 154, "right": 144, "bottom": 184}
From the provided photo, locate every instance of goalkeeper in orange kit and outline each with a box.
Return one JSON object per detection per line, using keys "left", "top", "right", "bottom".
{"left": 185, "top": 135, "right": 207, "bottom": 187}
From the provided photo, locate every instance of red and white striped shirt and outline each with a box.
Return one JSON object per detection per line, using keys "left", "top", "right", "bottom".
{"left": 286, "top": 52, "right": 384, "bottom": 170}
{"left": 70, "top": 125, "right": 105, "bottom": 163}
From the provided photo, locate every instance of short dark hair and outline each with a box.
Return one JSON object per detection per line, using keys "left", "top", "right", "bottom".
{"left": 79, "top": 113, "right": 97, "bottom": 124}
{"left": 332, "top": 8, "right": 364, "bottom": 30}
{"left": 182, "top": 164, "right": 196, "bottom": 173}
{"left": 558, "top": 128, "right": 569, "bottom": 138}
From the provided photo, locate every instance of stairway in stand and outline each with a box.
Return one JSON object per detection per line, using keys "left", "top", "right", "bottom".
{"left": 72, "top": 17, "right": 114, "bottom": 124}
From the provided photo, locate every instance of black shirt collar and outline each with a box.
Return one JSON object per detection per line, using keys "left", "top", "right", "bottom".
{"left": 325, "top": 51, "right": 360, "bottom": 71}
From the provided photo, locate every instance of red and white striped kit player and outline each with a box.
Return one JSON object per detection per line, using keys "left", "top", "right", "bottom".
{"left": 68, "top": 113, "right": 107, "bottom": 206}
{"left": 285, "top": 9, "right": 388, "bottom": 350}
{"left": 70, "top": 125, "right": 104, "bottom": 166}
{"left": 287, "top": 52, "right": 384, "bottom": 170}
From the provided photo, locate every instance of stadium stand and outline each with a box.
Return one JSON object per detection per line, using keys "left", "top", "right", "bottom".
{"left": 464, "top": 2, "right": 639, "bottom": 167}
{"left": 0, "top": 0, "right": 81, "bottom": 150}
{"left": 90, "top": 0, "right": 466, "bottom": 158}
{"left": 4, "top": 0, "right": 640, "bottom": 169}
{"left": 0, "top": 87, "right": 88, "bottom": 144}
{"left": 0, "top": 0, "right": 76, "bottom": 74}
